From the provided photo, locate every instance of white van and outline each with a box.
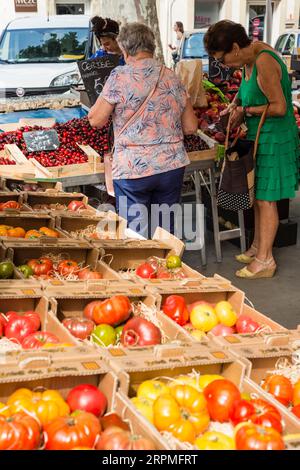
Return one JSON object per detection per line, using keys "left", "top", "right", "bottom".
{"left": 0, "top": 15, "right": 89, "bottom": 98}
{"left": 178, "top": 29, "right": 209, "bottom": 72}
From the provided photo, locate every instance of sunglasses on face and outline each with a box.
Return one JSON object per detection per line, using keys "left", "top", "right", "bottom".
{"left": 215, "top": 52, "right": 226, "bottom": 64}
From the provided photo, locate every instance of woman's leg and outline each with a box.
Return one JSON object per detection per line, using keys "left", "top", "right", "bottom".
{"left": 242, "top": 200, "right": 260, "bottom": 257}
{"left": 247, "top": 199, "right": 279, "bottom": 273}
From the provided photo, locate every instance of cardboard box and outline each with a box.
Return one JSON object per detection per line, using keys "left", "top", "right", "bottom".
{"left": 112, "top": 350, "right": 300, "bottom": 450}
{"left": 0, "top": 213, "right": 69, "bottom": 244}
{"left": 0, "top": 192, "right": 32, "bottom": 214}
{"left": 155, "top": 279, "right": 244, "bottom": 345}
{"left": 3, "top": 243, "right": 121, "bottom": 287}
{"left": 0, "top": 177, "right": 62, "bottom": 193}
{"left": 24, "top": 192, "right": 96, "bottom": 215}
{"left": 48, "top": 286, "right": 194, "bottom": 358}
{"left": 56, "top": 212, "right": 127, "bottom": 242}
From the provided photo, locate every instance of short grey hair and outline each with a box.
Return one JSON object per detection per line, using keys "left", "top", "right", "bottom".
{"left": 118, "top": 22, "right": 156, "bottom": 56}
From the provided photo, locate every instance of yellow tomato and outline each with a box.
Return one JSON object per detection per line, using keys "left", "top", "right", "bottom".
{"left": 153, "top": 385, "right": 210, "bottom": 443}
{"left": 215, "top": 301, "right": 238, "bottom": 327}
{"left": 131, "top": 397, "right": 154, "bottom": 424}
{"left": 195, "top": 431, "right": 236, "bottom": 450}
{"left": 190, "top": 304, "right": 218, "bottom": 332}
{"left": 0, "top": 228, "right": 8, "bottom": 237}
{"left": 137, "top": 380, "right": 170, "bottom": 402}
{"left": 198, "top": 374, "right": 225, "bottom": 390}
{"left": 7, "top": 388, "right": 70, "bottom": 426}
{"left": 0, "top": 402, "right": 10, "bottom": 417}
{"left": 190, "top": 329, "right": 207, "bottom": 341}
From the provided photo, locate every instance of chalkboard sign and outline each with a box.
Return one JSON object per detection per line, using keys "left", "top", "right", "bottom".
{"left": 209, "top": 57, "right": 235, "bottom": 83}
{"left": 23, "top": 129, "right": 60, "bottom": 153}
{"left": 78, "top": 56, "right": 120, "bottom": 106}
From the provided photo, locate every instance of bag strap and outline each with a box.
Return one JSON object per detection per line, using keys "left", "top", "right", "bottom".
{"left": 110, "top": 65, "right": 165, "bottom": 154}
{"left": 225, "top": 104, "right": 269, "bottom": 158}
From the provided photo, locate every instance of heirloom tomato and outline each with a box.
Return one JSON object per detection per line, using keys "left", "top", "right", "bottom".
{"left": 131, "top": 397, "right": 154, "bottom": 424}
{"left": 96, "top": 426, "right": 156, "bottom": 450}
{"left": 22, "top": 332, "right": 60, "bottom": 349}
{"left": 57, "top": 260, "right": 79, "bottom": 276}
{"left": 293, "top": 379, "right": 300, "bottom": 407}
{"left": 92, "top": 295, "right": 131, "bottom": 326}
{"left": 162, "top": 295, "right": 189, "bottom": 326}
{"left": 204, "top": 379, "right": 241, "bottom": 422}
{"left": 195, "top": 431, "right": 235, "bottom": 450}
{"left": 137, "top": 380, "right": 170, "bottom": 402}
{"left": 0, "top": 412, "right": 41, "bottom": 450}
{"left": 67, "top": 384, "right": 107, "bottom": 417}
{"left": 39, "top": 227, "right": 59, "bottom": 238}
{"left": 230, "top": 398, "right": 283, "bottom": 434}
{"left": 235, "top": 423, "right": 285, "bottom": 450}
{"left": 28, "top": 257, "right": 53, "bottom": 276}
{"left": 261, "top": 374, "right": 293, "bottom": 406}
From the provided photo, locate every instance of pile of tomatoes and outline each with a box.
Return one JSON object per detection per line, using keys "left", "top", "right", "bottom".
{"left": 162, "top": 296, "right": 261, "bottom": 339}
{"left": 0, "top": 383, "right": 155, "bottom": 450}
{"left": 260, "top": 374, "right": 300, "bottom": 419}
{"left": 64, "top": 295, "right": 162, "bottom": 348}
{"left": 0, "top": 201, "right": 21, "bottom": 212}
{"left": 0, "top": 309, "right": 63, "bottom": 349}
{"left": 32, "top": 200, "right": 88, "bottom": 213}
{"left": 135, "top": 255, "right": 187, "bottom": 281}
{"left": 0, "top": 225, "right": 60, "bottom": 239}
{"left": 131, "top": 375, "right": 286, "bottom": 450}
{"left": 18, "top": 256, "right": 103, "bottom": 281}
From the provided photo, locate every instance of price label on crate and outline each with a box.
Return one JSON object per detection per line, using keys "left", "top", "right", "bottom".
{"left": 77, "top": 56, "right": 120, "bottom": 106}
{"left": 23, "top": 129, "right": 60, "bottom": 153}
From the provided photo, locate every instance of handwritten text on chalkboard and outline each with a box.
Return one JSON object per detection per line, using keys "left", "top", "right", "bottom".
{"left": 78, "top": 56, "right": 120, "bottom": 106}
{"left": 23, "top": 129, "right": 60, "bottom": 153}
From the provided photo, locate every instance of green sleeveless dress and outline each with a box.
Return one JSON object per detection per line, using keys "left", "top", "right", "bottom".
{"left": 237, "top": 49, "right": 299, "bottom": 201}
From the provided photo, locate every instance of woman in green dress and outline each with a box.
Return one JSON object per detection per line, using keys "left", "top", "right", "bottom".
{"left": 204, "top": 21, "right": 299, "bottom": 279}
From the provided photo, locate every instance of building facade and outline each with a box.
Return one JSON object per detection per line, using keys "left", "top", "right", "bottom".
{"left": 1, "top": 0, "right": 300, "bottom": 63}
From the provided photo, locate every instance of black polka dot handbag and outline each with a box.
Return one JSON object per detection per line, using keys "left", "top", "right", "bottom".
{"left": 217, "top": 105, "right": 269, "bottom": 211}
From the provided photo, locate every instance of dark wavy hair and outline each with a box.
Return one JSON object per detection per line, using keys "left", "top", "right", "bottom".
{"left": 175, "top": 21, "right": 184, "bottom": 34}
{"left": 91, "top": 16, "right": 119, "bottom": 40}
{"left": 204, "top": 20, "right": 251, "bottom": 55}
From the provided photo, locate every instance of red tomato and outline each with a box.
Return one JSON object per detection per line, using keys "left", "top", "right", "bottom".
{"left": 4, "top": 317, "right": 37, "bottom": 343}
{"left": 77, "top": 268, "right": 103, "bottom": 280}
{"left": 100, "top": 413, "right": 130, "bottom": 431}
{"left": 292, "top": 404, "right": 300, "bottom": 418}
{"left": 261, "top": 375, "right": 293, "bottom": 406}
{"left": 204, "top": 379, "right": 241, "bottom": 422}
{"left": 28, "top": 258, "right": 53, "bottom": 276}
{"left": 92, "top": 295, "right": 131, "bottom": 326}
{"left": 0, "top": 412, "right": 41, "bottom": 450}
{"left": 230, "top": 399, "right": 283, "bottom": 434}
{"left": 96, "top": 426, "right": 156, "bottom": 450}
{"left": 22, "top": 331, "right": 60, "bottom": 349}
{"left": 68, "top": 201, "right": 87, "bottom": 212}
{"left": 235, "top": 423, "right": 285, "bottom": 450}
{"left": 62, "top": 317, "right": 94, "bottom": 340}
{"left": 44, "top": 412, "right": 100, "bottom": 450}
{"left": 0, "top": 201, "right": 21, "bottom": 210}
{"left": 162, "top": 295, "right": 189, "bottom": 326}
{"left": 67, "top": 384, "right": 107, "bottom": 417}
{"left": 5, "top": 311, "right": 41, "bottom": 331}
{"left": 235, "top": 315, "right": 260, "bottom": 334}
{"left": 135, "top": 263, "right": 157, "bottom": 279}
{"left": 57, "top": 260, "right": 79, "bottom": 277}
{"left": 83, "top": 301, "right": 100, "bottom": 321}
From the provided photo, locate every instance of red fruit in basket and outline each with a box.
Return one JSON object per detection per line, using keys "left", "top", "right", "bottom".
{"left": 235, "top": 423, "right": 284, "bottom": 450}
{"left": 136, "top": 263, "right": 157, "bottom": 279}
{"left": 28, "top": 257, "right": 53, "bottom": 276}
{"left": 162, "top": 295, "right": 189, "bottom": 326}
{"left": 67, "top": 384, "right": 107, "bottom": 417}
{"left": 214, "top": 132, "right": 226, "bottom": 143}
{"left": 292, "top": 404, "right": 300, "bottom": 418}
{"left": 210, "top": 324, "right": 236, "bottom": 336}
{"left": 235, "top": 315, "right": 260, "bottom": 334}
{"left": 77, "top": 268, "right": 103, "bottom": 280}
{"left": 62, "top": 318, "right": 94, "bottom": 340}
{"left": 156, "top": 268, "right": 172, "bottom": 279}
{"left": 83, "top": 301, "right": 100, "bottom": 321}
{"left": 22, "top": 332, "right": 60, "bottom": 349}
{"left": 100, "top": 413, "right": 130, "bottom": 431}
{"left": 121, "top": 317, "right": 162, "bottom": 347}
{"left": 0, "top": 201, "right": 21, "bottom": 210}
{"left": 92, "top": 295, "right": 131, "bottom": 326}
{"left": 4, "top": 311, "right": 40, "bottom": 331}
{"left": 68, "top": 201, "right": 87, "bottom": 212}
{"left": 0, "top": 323, "right": 2, "bottom": 337}
{"left": 4, "top": 317, "right": 37, "bottom": 343}
{"left": 204, "top": 379, "right": 241, "bottom": 422}
{"left": 57, "top": 260, "right": 79, "bottom": 277}
{"left": 261, "top": 374, "right": 293, "bottom": 406}
{"left": 0, "top": 412, "right": 42, "bottom": 450}
{"left": 230, "top": 398, "right": 283, "bottom": 434}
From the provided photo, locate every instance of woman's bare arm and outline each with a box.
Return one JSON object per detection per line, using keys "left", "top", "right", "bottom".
{"left": 88, "top": 97, "right": 114, "bottom": 128}
{"left": 181, "top": 98, "right": 198, "bottom": 135}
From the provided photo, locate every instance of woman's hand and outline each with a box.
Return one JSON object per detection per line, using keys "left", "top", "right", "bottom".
{"left": 230, "top": 106, "right": 245, "bottom": 129}
{"left": 220, "top": 102, "right": 237, "bottom": 116}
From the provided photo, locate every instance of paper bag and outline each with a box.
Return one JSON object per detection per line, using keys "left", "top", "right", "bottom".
{"left": 176, "top": 59, "right": 207, "bottom": 108}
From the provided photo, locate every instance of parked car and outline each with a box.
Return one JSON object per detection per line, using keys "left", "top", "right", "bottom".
{"left": 274, "top": 30, "right": 300, "bottom": 73}
{"left": 177, "top": 29, "right": 209, "bottom": 72}
{"left": 0, "top": 15, "right": 90, "bottom": 98}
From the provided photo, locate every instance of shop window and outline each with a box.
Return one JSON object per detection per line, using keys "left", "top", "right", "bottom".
{"left": 56, "top": 3, "right": 85, "bottom": 15}
{"left": 248, "top": 3, "right": 274, "bottom": 42}
{"left": 194, "top": 0, "right": 220, "bottom": 29}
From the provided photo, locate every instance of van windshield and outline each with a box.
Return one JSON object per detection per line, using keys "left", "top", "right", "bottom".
{"left": 0, "top": 28, "right": 88, "bottom": 63}
{"left": 182, "top": 33, "right": 208, "bottom": 59}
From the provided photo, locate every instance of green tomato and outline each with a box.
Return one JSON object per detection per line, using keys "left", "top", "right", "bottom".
{"left": 0, "top": 261, "right": 14, "bottom": 279}
{"left": 166, "top": 255, "right": 182, "bottom": 270}
{"left": 18, "top": 265, "right": 34, "bottom": 279}
{"left": 115, "top": 324, "right": 125, "bottom": 343}
{"left": 91, "top": 324, "right": 117, "bottom": 347}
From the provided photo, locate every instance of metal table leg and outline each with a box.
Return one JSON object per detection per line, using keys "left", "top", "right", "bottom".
{"left": 238, "top": 210, "right": 247, "bottom": 253}
{"left": 194, "top": 170, "right": 206, "bottom": 266}
{"left": 209, "top": 166, "right": 222, "bottom": 263}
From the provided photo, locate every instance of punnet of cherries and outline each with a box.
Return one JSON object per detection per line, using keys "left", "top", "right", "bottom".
{"left": 0, "top": 117, "right": 110, "bottom": 168}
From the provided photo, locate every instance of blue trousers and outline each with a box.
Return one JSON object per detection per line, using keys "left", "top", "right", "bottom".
{"left": 113, "top": 167, "right": 185, "bottom": 238}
